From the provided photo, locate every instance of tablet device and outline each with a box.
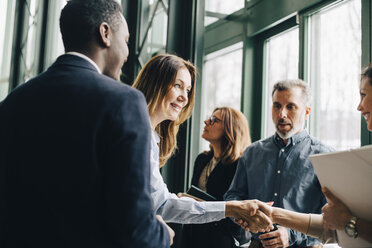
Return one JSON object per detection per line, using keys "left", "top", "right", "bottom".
{"left": 186, "top": 185, "right": 217, "bottom": 201}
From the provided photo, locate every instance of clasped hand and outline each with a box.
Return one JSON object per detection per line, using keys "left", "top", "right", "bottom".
{"left": 226, "top": 199, "right": 274, "bottom": 233}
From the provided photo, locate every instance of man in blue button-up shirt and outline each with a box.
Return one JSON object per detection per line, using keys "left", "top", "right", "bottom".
{"left": 225, "top": 79, "right": 334, "bottom": 247}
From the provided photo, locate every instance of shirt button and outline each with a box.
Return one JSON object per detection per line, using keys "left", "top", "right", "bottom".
{"left": 274, "top": 193, "right": 278, "bottom": 196}
{"left": 281, "top": 148, "right": 285, "bottom": 152}
{"left": 277, "top": 170, "right": 281, "bottom": 174}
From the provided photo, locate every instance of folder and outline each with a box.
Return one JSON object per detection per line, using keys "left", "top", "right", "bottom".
{"left": 310, "top": 145, "right": 372, "bottom": 248}
{"left": 186, "top": 185, "right": 217, "bottom": 201}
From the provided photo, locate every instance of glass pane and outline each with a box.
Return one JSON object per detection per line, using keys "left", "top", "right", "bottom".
{"left": 204, "top": 16, "right": 219, "bottom": 26}
{"left": 24, "top": 0, "right": 42, "bottom": 81}
{"left": 308, "top": 0, "right": 361, "bottom": 150}
{"left": 0, "top": 0, "right": 16, "bottom": 101}
{"left": 205, "top": 0, "right": 244, "bottom": 26}
{"left": 205, "top": 0, "right": 244, "bottom": 14}
{"left": 200, "top": 42, "right": 243, "bottom": 152}
{"left": 263, "top": 27, "right": 299, "bottom": 138}
{"left": 44, "top": 0, "right": 66, "bottom": 68}
{"left": 139, "top": 1, "right": 168, "bottom": 66}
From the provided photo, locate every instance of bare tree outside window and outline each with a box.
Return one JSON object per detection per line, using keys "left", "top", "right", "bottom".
{"left": 263, "top": 27, "right": 299, "bottom": 138}
{"left": 200, "top": 42, "right": 243, "bottom": 152}
{"left": 308, "top": 0, "right": 361, "bottom": 150}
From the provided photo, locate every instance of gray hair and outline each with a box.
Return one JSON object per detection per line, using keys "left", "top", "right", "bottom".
{"left": 272, "top": 79, "right": 311, "bottom": 106}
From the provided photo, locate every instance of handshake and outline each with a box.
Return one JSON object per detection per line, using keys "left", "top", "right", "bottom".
{"left": 156, "top": 200, "right": 275, "bottom": 246}
{"left": 225, "top": 200, "right": 274, "bottom": 233}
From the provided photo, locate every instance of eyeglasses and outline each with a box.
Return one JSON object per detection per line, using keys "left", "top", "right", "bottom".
{"left": 207, "top": 116, "right": 222, "bottom": 125}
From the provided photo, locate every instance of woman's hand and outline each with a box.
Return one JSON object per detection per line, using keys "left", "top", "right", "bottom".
{"left": 321, "top": 187, "right": 352, "bottom": 230}
{"left": 177, "top": 192, "right": 204, "bottom": 202}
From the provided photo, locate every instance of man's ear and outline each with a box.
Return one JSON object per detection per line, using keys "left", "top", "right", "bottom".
{"left": 99, "top": 22, "right": 111, "bottom": 47}
{"left": 305, "top": 106, "right": 311, "bottom": 120}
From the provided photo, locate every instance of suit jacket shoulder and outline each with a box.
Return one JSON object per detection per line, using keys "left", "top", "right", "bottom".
{"left": 0, "top": 54, "right": 169, "bottom": 248}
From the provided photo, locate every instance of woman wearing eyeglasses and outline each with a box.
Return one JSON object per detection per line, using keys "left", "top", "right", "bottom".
{"left": 182, "top": 107, "right": 252, "bottom": 248}
{"left": 132, "top": 54, "right": 272, "bottom": 235}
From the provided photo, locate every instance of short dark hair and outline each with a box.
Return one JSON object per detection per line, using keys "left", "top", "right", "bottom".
{"left": 60, "top": 0, "right": 123, "bottom": 51}
{"left": 272, "top": 79, "right": 311, "bottom": 106}
{"left": 361, "top": 63, "right": 372, "bottom": 85}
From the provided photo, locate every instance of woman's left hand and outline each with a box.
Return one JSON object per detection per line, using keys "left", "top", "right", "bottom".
{"left": 322, "top": 187, "right": 352, "bottom": 230}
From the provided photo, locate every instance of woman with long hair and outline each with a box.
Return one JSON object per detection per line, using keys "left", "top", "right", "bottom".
{"left": 132, "top": 54, "right": 272, "bottom": 233}
{"left": 182, "top": 107, "right": 252, "bottom": 248}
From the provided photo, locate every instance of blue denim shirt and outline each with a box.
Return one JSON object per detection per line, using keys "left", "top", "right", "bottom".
{"left": 225, "top": 130, "right": 334, "bottom": 246}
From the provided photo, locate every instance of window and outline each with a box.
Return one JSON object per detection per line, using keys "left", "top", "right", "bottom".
{"left": 43, "top": 0, "right": 66, "bottom": 69}
{"left": 0, "top": 0, "right": 16, "bottom": 101}
{"left": 199, "top": 42, "right": 243, "bottom": 151}
{"left": 24, "top": 0, "right": 43, "bottom": 82}
{"left": 262, "top": 27, "right": 299, "bottom": 138}
{"left": 138, "top": 0, "right": 168, "bottom": 66}
{"left": 204, "top": 0, "right": 244, "bottom": 26}
{"left": 307, "top": 0, "right": 361, "bottom": 150}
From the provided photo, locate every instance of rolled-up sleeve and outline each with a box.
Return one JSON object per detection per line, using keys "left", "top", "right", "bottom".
{"left": 308, "top": 214, "right": 338, "bottom": 244}
{"left": 150, "top": 131, "right": 226, "bottom": 224}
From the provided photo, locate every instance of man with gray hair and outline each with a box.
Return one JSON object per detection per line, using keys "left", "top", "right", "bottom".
{"left": 225, "top": 79, "right": 334, "bottom": 248}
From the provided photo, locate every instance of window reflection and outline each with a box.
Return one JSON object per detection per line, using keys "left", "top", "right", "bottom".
{"left": 0, "top": 0, "right": 16, "bottom": 101}
{"left": 138, "top": 0, "right": 168, "bottom": 66}
{"left": 308, "top": 0, "right": 361, "bottom": 150}
{"left": 24, "top": 0, "right": 42, "bottom": 81}
{"left": 200, "top": 42, "right": 243, "bottom": 151}
{"left": 263, "top": 27, "right": 299, "bottom": 138}
{"left": 44, "top": 0, "right": 66, "bottom": 68}
{"left": 204, "top": 0, "right": 244, "bottom": 26}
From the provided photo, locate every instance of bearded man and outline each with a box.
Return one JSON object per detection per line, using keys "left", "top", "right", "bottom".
{"left": 225, "top": 79, "right": 334, "bottom": 248}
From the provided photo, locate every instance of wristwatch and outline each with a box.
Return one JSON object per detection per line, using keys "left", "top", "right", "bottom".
{"left": 345, "top": 216, "right": 359, "bottom": 238}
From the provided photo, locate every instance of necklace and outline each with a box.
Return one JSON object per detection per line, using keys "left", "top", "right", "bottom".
{"left": 198, "top": 157, "right": 219, "bottom": 191}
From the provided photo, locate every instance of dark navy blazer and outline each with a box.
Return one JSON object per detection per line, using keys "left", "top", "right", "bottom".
{"left": 0, "top": 55, "right": 169, "bottom": 248}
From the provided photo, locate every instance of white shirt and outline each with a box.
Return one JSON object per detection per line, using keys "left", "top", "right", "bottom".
{"left": 66, "top": 52, "right": 102, "bottom": 74}
{"left": 150, "top": 130, "right": 226, "bottom": 224}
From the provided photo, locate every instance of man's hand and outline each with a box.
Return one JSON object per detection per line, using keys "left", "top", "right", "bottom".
{"left": 155, "top": 215, "right": 175, "bottom": 246}
{"left": 259, "top": 225, "right": 289, "bottom": 248}
{"left": 225, "top": 200, "right": 273, "bottom": 233}
{"left": 321, "top": 187, "right": 351, "bottom": 230}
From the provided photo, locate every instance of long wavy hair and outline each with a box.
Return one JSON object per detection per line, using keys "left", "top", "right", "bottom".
{"left": 132, "top": 54, "right": 196, "bottom": 167}
{"left": 206, "top": 107, "right": 251, "bottom": 164}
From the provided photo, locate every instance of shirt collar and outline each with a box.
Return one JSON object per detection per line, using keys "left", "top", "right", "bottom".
{"left": 274, "top": 129, "right": 308, "bottom": 147}
{"left": 152, "top": 130, "right": 160, "bottom": 144}
{"left": 66, "top": 52, "right": 102, "bottom": 74}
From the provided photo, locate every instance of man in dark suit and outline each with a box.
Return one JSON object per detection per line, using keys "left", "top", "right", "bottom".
{"left": 0, "top": 0, "right": 173, "bottom": 247}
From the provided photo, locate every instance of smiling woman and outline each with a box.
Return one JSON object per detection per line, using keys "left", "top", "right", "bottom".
{"left": 131, "top": 54, "right": 273, "bottom": 231}
{"left": 153, "top": 67, "right": 192, "bottom": 127}
{"left": 358, "top": 63, "right": 372, "bottom": 131}
{"left": 132, "top": 54, "right": 196, "bottom": 166}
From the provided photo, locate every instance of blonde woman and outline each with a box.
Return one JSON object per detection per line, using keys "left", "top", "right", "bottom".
{"left": 182, "top": 107, "right": 252, "bottom": 248}
{"left": 132, "top": 54, "right": 272, "bottom": 233}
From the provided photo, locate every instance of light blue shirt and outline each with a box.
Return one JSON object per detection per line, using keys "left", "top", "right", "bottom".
{"left": 150, "top": 130, "right": 226, "bottom": 224}
{"left": 225, "top": 130, "right": 334, "bottom": 246}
